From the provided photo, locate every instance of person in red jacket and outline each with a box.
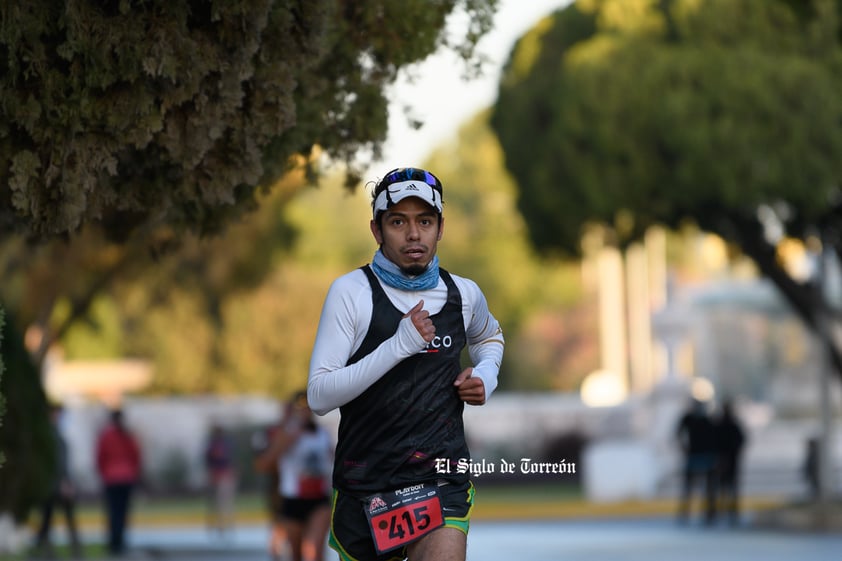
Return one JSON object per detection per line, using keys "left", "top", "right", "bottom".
{"left": 96, "top": 408, "right": 142, "bottom": 556}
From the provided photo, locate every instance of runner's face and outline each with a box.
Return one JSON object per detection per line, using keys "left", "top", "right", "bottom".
{"left": 371, "top": 197, "right": 443, "bottom": 276}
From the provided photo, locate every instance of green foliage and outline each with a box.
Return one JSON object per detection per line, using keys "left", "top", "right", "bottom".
{"left": 0, "top": 0, "right": 499, "bottom": 241}
{"left": 0, "top": 0, "right": 505, "bottom": 399}
{"left": 492, "top": 2, "right": 599, "bottom": 254}
{"left": 85, "top": 174, "right": 367, "bottom": 396}
{"left": 492, "top": 0, "right": 842, "bottom": 378}
{"left": 493, "top": 0, "right": 842, "bottom": 254}
{"left": 0, "top": 311, "right": 54, "bottom": 523}
{"left": 426, "top": 111, "right": 599, "bottom": 390}
{"left": 55, "top": 295, "right": 124, "bottom": 359}
{"left": 0, "top": 0, "right": 501, "bottom": 397}
{"left": 0, "top": 0, "right": 525, "bottom": 523}
{"left": 55, "top": 113, "right": 597, "bottom": 395}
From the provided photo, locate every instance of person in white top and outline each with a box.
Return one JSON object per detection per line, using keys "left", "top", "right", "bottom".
{"left": 257, "top": 390, "right": 333, "bottom": 561}
{"left": 307, "top": 167, "right": 504, "bottom": 561}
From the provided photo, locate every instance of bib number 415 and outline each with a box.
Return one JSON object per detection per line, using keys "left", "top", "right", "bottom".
{"left": 388, "top": 503, "right": 433, "bottom": 539}
{"left": 369, "top": 496, "right": 443, "bottom": 553}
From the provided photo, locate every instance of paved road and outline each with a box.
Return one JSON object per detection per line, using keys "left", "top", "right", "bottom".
{"left": 100, "top": 516, "right": 842, "bottom": 561}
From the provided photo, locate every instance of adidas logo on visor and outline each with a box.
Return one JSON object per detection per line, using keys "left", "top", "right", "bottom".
{"left": 373, "top": 180, "right": 442, "bottom": 217}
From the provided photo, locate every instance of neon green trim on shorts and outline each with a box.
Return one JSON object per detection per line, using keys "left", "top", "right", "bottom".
{"left": 328, "top": 489, "right": 359, "bottom": 561}
{"left": 443, "top": 481, "right": 475, "bottom": 535}
{"left": 328, "top": 489, "right": 404, "bottom": 561}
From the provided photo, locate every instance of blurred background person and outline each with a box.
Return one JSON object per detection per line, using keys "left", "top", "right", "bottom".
{"left": 714, "top": 399, "right": 746, "bottom": 526}
{"left": 32, "top": 403, "right": 82, "bottom": 559}
{"left": 803, "top": 436, "right": 821, "bottom": 501}
{"left": 676, "top": 398, "right": 718, "bottom": 525}
{"left": 252, "top": 400, "right": 292, "bottom": 560}
{"left": 95, "top": 409, "right": 142, "bottom": 557}
{"left": 256, "top": 390, "right": 332, "bottom": 561}
{"left": 203, "top": 423, "right": 238, "bottom": 539}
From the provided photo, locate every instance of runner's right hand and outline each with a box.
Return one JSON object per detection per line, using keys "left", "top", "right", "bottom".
{"left": 405, "top": 300, "right": 435, "bottom": 342}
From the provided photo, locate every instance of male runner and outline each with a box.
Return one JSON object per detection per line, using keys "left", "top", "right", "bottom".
{"left": 308, "top": 167, "right": 504, "bottom": 561}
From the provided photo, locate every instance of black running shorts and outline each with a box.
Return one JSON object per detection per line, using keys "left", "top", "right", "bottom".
{"left": 328, "top": 480, "right": 474, "bottom": 561}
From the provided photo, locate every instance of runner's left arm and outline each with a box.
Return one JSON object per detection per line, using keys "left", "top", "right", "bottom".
{"left": 461, "top": 279, "right": 504, "bottom": 403}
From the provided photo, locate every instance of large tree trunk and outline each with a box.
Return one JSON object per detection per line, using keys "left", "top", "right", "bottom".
{"left": 716, "top": 212, "right": 842, "bottom": 384}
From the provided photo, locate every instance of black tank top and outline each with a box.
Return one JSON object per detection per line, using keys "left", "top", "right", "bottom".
{"left": 333, "top": 265, "right": 469, "bottom": 495}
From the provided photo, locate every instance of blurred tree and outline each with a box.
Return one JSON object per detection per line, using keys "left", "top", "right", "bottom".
{"left": 492, "top": 0, "right": 842, "bottom": 380}
{"left": 0, "top": 164, "right": 307, "bottom": 379}
{"left": 109, "top": 117, "right": 599, "bottom": 395}
{"left": 426, "top": 111, "right": 599, "bottom": 390}
{"left": 1, "top": 0, "right": 500, "bottom": 364}
{"left": 104, "top": 167, "right": 369, "bottom": 395}
{"left": 0, "top": 311, "right": 54, "bottom": 524}
{"left": 1, "top": 0, "right": 499, "bottom": 241}
{"left": 0, "top": 0, "right": 500, "bottom": 529}
{"left": 0, "top": 0, "right": 502, "bottom": 365}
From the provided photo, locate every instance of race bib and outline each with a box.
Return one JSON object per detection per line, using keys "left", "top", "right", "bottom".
{"left": 364, "top": 483, "right": 444, "bottom": 553}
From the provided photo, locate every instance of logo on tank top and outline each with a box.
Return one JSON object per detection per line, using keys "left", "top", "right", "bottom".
{"left": 420, "top": 334, "right": 453, "bottom": 353}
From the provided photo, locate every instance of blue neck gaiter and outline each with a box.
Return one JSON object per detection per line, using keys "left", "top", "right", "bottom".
{"left": 371, "top": 249, "right": 440, "bottom": 291}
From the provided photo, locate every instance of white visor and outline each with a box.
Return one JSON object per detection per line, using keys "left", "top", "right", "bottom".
{"left": 373, "top": 180, "right": 442, "bottom": 217}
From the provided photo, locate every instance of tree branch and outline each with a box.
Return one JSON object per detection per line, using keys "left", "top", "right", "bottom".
{"left": 717, "top": 211, "right": 842, "bottom": 384}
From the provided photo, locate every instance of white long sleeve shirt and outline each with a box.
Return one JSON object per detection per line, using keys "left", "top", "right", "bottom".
{"left": 307, "top": 267, "right": 504, "bottom": 416}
